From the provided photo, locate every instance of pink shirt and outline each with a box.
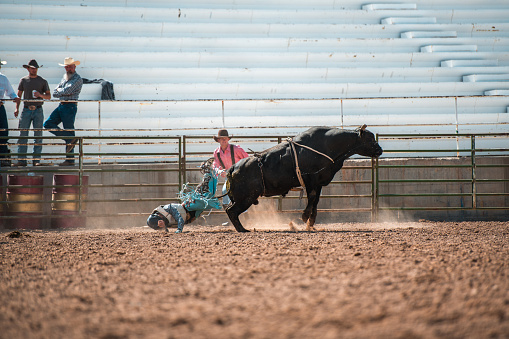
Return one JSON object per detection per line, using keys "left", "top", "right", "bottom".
{"left": 213, "top": 144, "right": 249, "bottom": 171}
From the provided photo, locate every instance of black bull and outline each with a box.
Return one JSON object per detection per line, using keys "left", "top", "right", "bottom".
{"left": 224, "top": 125, "right": 383, "bottom": 232}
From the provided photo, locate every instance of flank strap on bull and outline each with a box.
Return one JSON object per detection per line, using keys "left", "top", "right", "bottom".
{"left": 286, "top": 137, "right": 335, "bottom": 191}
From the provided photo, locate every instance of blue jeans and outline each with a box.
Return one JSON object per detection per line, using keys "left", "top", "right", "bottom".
{"left": 0, "top": 104, "right": 9, "bottom": 160}
{"left": 17, "top": 106, "right": 44, "bottom": 164}
{"left": 222, "top": 181, "right": 230, "bottom": 205}
{"left": 43, "top": 103, "right": 77, "bottom": 160}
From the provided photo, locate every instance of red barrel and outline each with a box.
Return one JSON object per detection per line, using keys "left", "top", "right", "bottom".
{"left": 6, "top": 175, "right": 44, "bottom": 229}
{"left": 51, "top": 174, "right": 89, "bottom": 229}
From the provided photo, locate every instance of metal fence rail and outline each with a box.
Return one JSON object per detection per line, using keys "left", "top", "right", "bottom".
{"left": 375, "top": 133, "right": 508, "bottom": 221}
{"left": 0, "top": 132, "right": 507, "bottom": 228}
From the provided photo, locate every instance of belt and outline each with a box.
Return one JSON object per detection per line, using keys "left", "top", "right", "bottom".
{"left": 60, "top": 101, "right": 77, "bottom": 105}
{"left": 25, "top": 105, "right": 42, "bottom": 110}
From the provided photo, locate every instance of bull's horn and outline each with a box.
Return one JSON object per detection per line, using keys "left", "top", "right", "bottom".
{"left": 360, "top": 124, "right": 367, "bottom": 131}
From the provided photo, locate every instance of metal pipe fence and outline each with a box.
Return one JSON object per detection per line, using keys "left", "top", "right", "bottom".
{"left": 375, "top": 133, "right": 509, "bottom": 220}
{"left": 0, "top": 131, "right": 507, "bottom": 228}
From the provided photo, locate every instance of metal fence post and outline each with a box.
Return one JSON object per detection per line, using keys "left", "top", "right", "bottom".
{"left": 97, "top": 101, "right": 102, "bottom": 165}
{"left": 78, "top": 138, "right": 84, "bottom": 215}
{"left": 277, "top": 136, "right": 283, "bottom": 212}
{"left": 372, "top": 134, "right": 380, "bottom": 222}
{"left": 180, "top": 136, "right": 185, "bottom": 190}
{"left": 471, "top": 135, "right": 476, "bottom": 210}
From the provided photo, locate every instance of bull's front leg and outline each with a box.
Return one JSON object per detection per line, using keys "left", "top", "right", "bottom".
{"left": 302, "top": 186, "right": 322, "bottom": 231}
{"left": 307, "top": 186, "right": 322, "bottom": 230}
{"left": 302, "top": 186, "right": 316, "bottom": 229}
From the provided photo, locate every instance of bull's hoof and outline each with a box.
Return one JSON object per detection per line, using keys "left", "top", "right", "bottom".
{"left": 232, "top": 224, "right": 250, "bottom": 232}
{"left": 306, "top": 221, "right": 317, "bottom": 232}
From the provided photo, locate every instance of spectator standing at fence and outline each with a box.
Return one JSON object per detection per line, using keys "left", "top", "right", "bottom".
{"left": 13, "top": 59, "right": 51, "bottom": 167}
{"left": 0, "top": 58, "right": 18, "bottom": 167}
{"left": 43, "top": 57, "right": 83, "bottom": 166}
{"left": 212, "top": 129, "right": 249, "bottom": 206}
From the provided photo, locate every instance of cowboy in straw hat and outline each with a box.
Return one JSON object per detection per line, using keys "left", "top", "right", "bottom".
{"left": 58, "top": 57, "right": 80, "bottom": 67}
{"left": 43, "top": 57, "right": 83, "bottom": 166}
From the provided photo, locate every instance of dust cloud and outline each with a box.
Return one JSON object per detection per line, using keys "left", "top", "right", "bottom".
{"left": 239, "top": 199, "right": 302, "bottom": 231}
{"left": 235, "top": 200, "right": 427, "bottom": 232}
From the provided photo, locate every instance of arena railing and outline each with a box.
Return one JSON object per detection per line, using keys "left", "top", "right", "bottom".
{"left": 375, "top": 133, "right": 509, "bottom": 221}
{"left": 0, "top": 131, "right": 507, "bottom": 228}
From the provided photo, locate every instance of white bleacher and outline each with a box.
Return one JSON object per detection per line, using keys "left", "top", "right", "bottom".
{"left": 441, "top": 60, "right": 499, "bottom": 67}
{"left": 463, "top": 74, "right": 509, "bottom": 82}
{"left": 421, "top": 45, "right": 478, "bottom": 52}
{"left": 3, "top": 0, "right": 509, "bottom": 10}
{"left": 0, "top": 0, "right": 508, "bottom": 159}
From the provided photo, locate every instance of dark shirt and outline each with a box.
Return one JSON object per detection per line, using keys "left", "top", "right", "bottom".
{"left": 18, "top": 75, "right": 50, "bottom": 107}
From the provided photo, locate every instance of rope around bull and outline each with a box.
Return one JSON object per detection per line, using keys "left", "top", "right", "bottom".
{"left": 286, "top": 137, "right": 335, "bottom": 191}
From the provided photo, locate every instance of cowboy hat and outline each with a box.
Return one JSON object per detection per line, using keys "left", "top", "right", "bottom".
{"left": 214, "top": 129, "right": 231, "bottom": 142}
{"left": 58, "top": 57, "right": 80, "bottom": 67}
{"left": 0, "top": 59, "right": 6, "bottom": 66}
{"left": 23, "top": 59, "right": 42, "bottom": 69}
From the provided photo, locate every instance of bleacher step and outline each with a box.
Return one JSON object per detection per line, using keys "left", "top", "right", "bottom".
{"left": 421, "top": 45, "right": 478, "bottom": 52}
{"left": 464, "top": 74, "right": 509, "bottom": 82}
{"left": 484, "top": 89, "right": 509, "bottom": 96}
{"left": 80, "top": 82, "right": 509, "bottom": 100}
{"left": 7, "top": 66, "right": 509, "bottom": 85}
{"left": 381, "top": 17, "right": 436, "bottom": 24}
{"left": 4, "top": 19, "right": 508, "bottom": 39}
{"left": 17, "top": 81, "right": 508, "bottom": 101}
{"left": 441, "top": 59, "right": 498, "bottom": 67}
{"left": 3, "top": 35, "right": 508, "bottom": 54}
{"left": 3, "top": 4, "right": 509, "bottom": 24}
{"left": 8, "top": 50, "right": 509, "bottom": 69}
{"left": 401, "top": 31, "right": 457, "bottom": 38}
{"left": 362, "top": 4, "right": 417, "bottom": 11}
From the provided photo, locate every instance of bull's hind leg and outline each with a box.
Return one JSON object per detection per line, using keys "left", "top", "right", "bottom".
{"left": 225, "top": 201, "right": 252, "bottom": 232}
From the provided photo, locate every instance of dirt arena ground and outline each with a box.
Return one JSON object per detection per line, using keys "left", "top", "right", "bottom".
{"left": 1, "top": 220, "right": 508, "bottom": 339}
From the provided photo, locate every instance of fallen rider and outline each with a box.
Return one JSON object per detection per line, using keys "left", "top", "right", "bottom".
{"left": 146, "top": 158, "right": 222, "bottom": 233}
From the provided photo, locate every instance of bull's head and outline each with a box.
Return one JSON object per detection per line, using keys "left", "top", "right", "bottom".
{"left": 355, "top": 124, "right": 383, "bottom": 158}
